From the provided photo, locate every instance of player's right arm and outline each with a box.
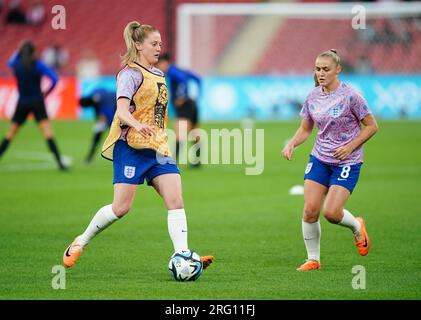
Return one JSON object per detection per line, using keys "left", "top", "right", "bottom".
{"left": 116, "top": 98, "right": 154, "bottom": 138}
{"left": 116, "top": 67, "right": 154, "bottom": 138}
{"left": 282, "top": 118, "right": 314, "bottom": 161}
{"left": 36, "top": 60, "right": 59, "bottom": 96}
{"left": 7, "top": 51, "right": 19, "bottom": 68}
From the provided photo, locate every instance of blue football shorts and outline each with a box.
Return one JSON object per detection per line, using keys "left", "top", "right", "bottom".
{"left": 303, "top": 155, "right": 362, "bottom": 193}
{"left": 113, "top": 140, "right": 180, "bottom": 185}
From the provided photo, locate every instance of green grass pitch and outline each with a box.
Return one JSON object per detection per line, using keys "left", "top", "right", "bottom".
{"left": 0, "top": 120, "right": 420, "bottom": 299}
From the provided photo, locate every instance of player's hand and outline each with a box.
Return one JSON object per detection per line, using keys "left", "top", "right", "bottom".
{"left": 334, "top": 144, "right": 354, "bottom": 161}
{"left": 282, "top": 143, "right": 295, "bottom": 161}
{"left": 135, "top": 123, "right": 154, "bottom": 138}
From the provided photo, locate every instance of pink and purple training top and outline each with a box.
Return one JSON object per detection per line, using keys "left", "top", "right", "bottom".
{"left": 115, "top": 64, "right": 165, "bottom": 141}
{"left": 116, "top": 64, "right": 164, "bottom": 101}
{"left": 299, "top": 82, "right": 372, "bottom": 166}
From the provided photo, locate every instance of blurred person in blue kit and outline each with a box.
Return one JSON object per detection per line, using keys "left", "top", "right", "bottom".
{"left": 0, "top": 41, "right": 68, "bottom": 170}
{"left": 79, "top": 88, "right": 116, "bottom": 163}
{"left": 156, "top": 53, "right": 202, "bottom": 167}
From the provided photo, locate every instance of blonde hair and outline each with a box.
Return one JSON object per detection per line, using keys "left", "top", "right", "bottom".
{"left": 317, "top": 49, "right": 341, "bottom": 66}
{"left": 121, "top": 21, "right": 159, "bottom": 66}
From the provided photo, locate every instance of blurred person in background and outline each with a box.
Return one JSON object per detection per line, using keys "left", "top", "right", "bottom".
{"left": 0, "top": 41, "right": 68, "bottom": 171}
{"left": 76, "top": 49, "right": 101, "bottom": 80}
{"left": 26, "top": 0, "right": 46, "bottom": 26}
{"left": 354, "top": 54, "right": 374, "bottom": 74}
{"left": 156, "top": 53, "right": 202, "bottom": 167}
{"left": 5, "top": 0, "right": 26, "bottom": 24}
{"left": 282, "top": 49, "right": 378, "bottom": 271}
{"left": 79, "top": 87, "right": 116, "bottom": 163}
{"left": 41, "top": 43, "right": 69, "bottom": 72}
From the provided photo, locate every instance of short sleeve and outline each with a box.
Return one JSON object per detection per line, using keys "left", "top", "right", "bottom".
{"left": 350, "top": 91, "right": 371, "bottom": 121}
{"left": 116, "top": 67, "right": 143, "bottom": 101}
{"left": 299, "top": 98, "right": 313, "bottom": 122}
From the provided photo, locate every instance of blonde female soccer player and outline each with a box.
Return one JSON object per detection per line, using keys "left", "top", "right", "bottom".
{"left": 63, "top": 21, "right": 214, "bottom": 269}
{"left": 282, "top": 49, "right": 378, "bottom": 271}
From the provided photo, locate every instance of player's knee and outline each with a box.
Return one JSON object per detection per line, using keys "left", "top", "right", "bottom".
{"left": 165, "top": 194, "right": 184, "bottom": 210}
{"left": 303, "top": 203, "right": 320, "bottom": 223}
{"left": 323, "top": 207, "right": 342, "bottom": 224}
{"left": 112, "top": 203, "right": 131, "bottom": 217}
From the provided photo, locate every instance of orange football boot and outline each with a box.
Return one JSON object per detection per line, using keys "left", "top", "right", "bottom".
{"left": 296, "top": 259, "right": 321, "bottom": 271}
{"left": 63, "top": 236, "right": 84, "bottom": 268}
{"left": 200, "top": 255, "right": 214, "bottom": 270}
{"left": 354, "top": 217, "right": 370, "bottom": 256}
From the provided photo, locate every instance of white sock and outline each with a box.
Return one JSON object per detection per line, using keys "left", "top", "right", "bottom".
{"left": 338, "top": 209, "right": 361, "bottom": 235}
{"left": 78, "top": 204, "right": 119, "bottom": 246}
{"left": 168, "top": 208, "right": 188, "bottom": 252}
{"left": 302, "top": 220, "right": 321, "bottom": 262}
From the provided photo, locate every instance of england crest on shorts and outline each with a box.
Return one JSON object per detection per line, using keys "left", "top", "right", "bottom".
{"left": 124, "top": 166, "right": 136, "bottom": 179}
{"left": 305, "top": 162, "right": 313, "bottom": 174}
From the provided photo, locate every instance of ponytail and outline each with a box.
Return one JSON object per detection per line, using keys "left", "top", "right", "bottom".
{"left": 121, "top": 21, "right": 159, "bottom": 66}
{"left": 313, "top": 73, "right": 319, "bottom": 87}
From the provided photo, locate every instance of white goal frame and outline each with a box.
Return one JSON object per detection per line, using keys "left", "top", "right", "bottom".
{"left": 176, "top": 2, "right": 421, "bottom": 71}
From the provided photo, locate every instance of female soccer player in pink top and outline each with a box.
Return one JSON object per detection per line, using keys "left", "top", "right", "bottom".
{"left": 282, "top": 49, "right": 378, "bottom": 271}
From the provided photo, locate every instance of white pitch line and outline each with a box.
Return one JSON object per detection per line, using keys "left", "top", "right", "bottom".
{"left": 0, "top": 151, "right": 73, "bottom": 172}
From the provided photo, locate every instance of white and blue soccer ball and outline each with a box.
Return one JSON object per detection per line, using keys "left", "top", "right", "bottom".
{"left": 168, "top": 250, "right": 203, "bottom": 281}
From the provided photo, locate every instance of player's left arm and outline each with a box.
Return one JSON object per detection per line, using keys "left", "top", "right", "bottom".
{"left": 334, "top": 114, "right": 379, "bottom": 161}
{"left": 8, "top": 51, "right": 19, "bottom": 68}
{"left": 36, "top": 60, "right": 59, "bottom": 97}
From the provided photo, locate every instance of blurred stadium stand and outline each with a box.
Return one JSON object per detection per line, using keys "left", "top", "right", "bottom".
{"left": 0, "top": 0, "right": 257, "bottom": 76}
{"left": 255, "top": 17, "right": 421, "bottom": 74}
{"left": 178, "top": 1, "right": 421, "bottom": 75}
{"left": 0, "top": 0, "right": 169, "bottom": 76}
{"left": 2, "top": 0, "right": 418, "bottom": 76}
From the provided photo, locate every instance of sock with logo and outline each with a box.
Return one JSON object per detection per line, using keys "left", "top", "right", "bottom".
{"left": 168, "top": 208, "right": 188, "bottom": 252}
{"left": 338, "top": 209, "right": 361, "bottom": 235}
{"left": 78, "top": 204, "right": 119, "bottom": 246}
{"left": 302, "top": 220, "right": 321, "bottom": 262}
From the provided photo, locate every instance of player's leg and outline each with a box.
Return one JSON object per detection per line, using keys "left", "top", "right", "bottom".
{"left": 174, "top": 117, "right": 190, "bottom": 160}
{"left": 85, "top": 116, "right": 108, "bottom": 163}
{"left": 325, "top": 163, "right": 369, "bottom": 256}
{"left": 186, "top": 100, "right": 201, "bottom": 167}
{"left": 37, "top": 109, "right": 68, "bottom": 170}
{"left": 297, "top": 179, "right": 327, "bottom": 271}
{"left": 189, "top": 120, "right": 201, "bottom": 167}
{"left": 323, "top": 185, "right": 369, "bottom": 256}
{"left": 323, "top": 185, "right": 353, "bottom": 224}
{"left": 0, "top": 122, "right": 21, "bottom": 158}
{"left": 296, "top": 155, "right": 331, "bottom": 271}
{"left": 63, "top": 183, "right": 136, "bottom": 267}
{"left": 151, "top": 173, "right": 214, "bottom": 269}
{"left": 0, "top": 102, "right": 29, "bottom": 159}
{"left": 80, "top": 183, "right": 136, "bottom": 243}
{"left": 151, "top": 173, "right": 187, "bottom": 252}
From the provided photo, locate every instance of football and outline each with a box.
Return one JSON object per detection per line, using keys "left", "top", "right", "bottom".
{"left": 168, "top": 250, "right": 203, "bottom": 281}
